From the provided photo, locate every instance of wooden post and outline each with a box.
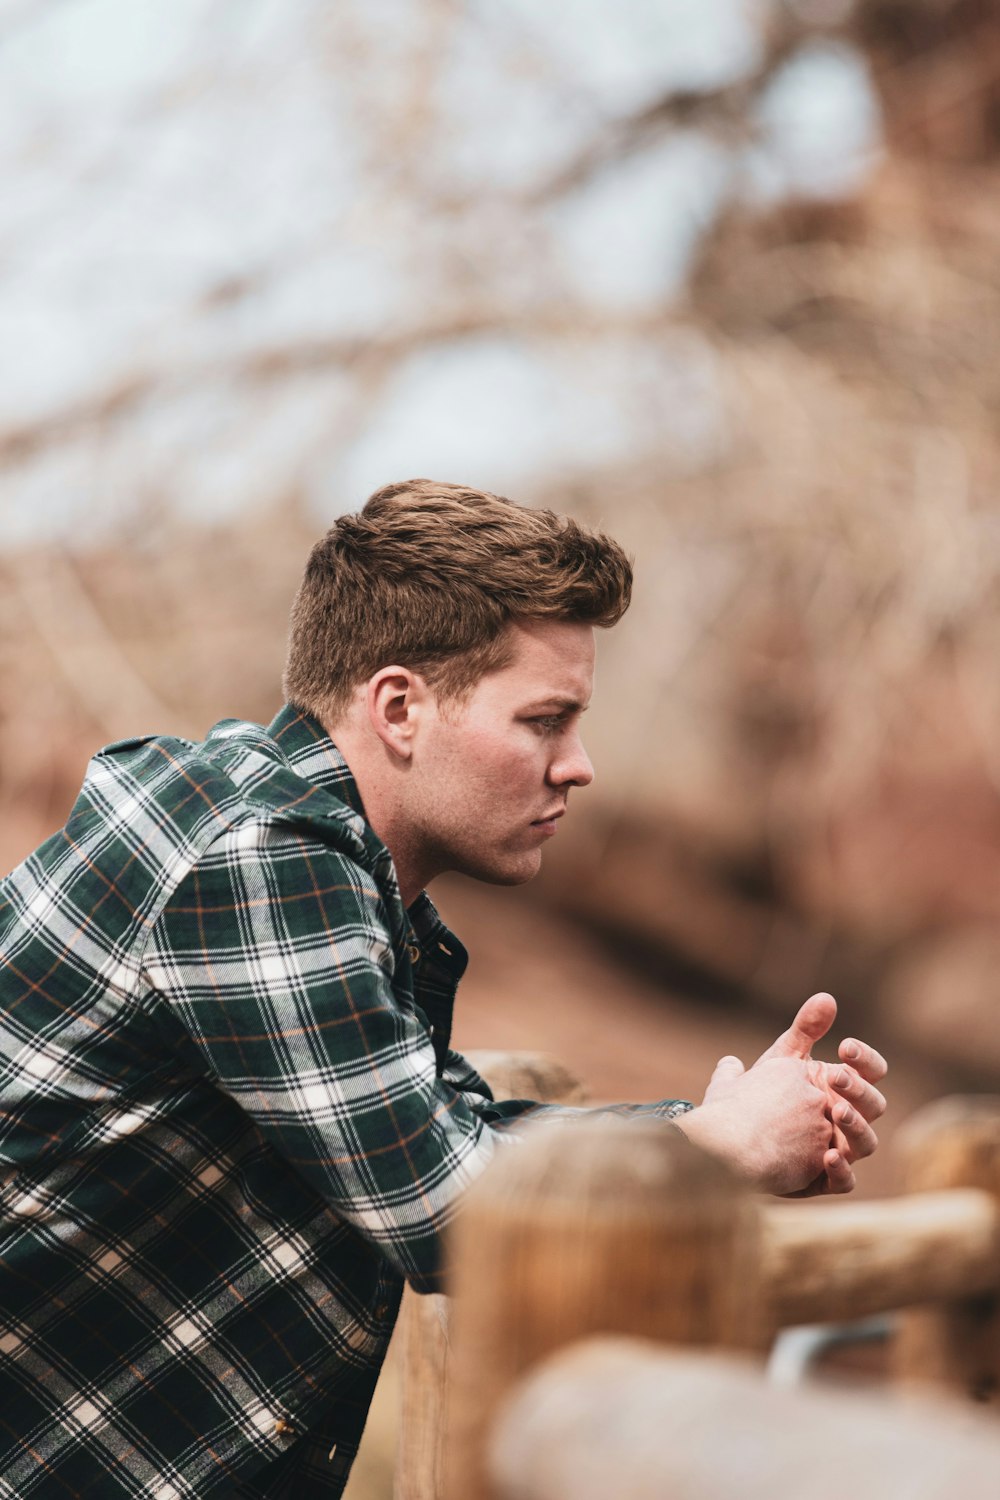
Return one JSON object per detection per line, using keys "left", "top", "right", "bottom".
{"left": 393, "top": 1051, "right": 586, "bottom": 1500}
{"left": 443, "top": 1116, "right": 762, "bottom": 1500}
{"left": 892, "top": 1096, "right": 1000, "bottom": 1404}
{"left": 489, "top": 1337, "right": 1000, "bottom": 1500}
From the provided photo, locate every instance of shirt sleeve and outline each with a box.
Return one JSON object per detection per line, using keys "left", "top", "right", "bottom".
{"left": 143, "top": 818, "right": 691, "bottom": 1294}
{"left": 143, "top": 819, "right": 509, "bottom": 1294}
{"left": 437, "top": 1048, "right": 692, "bottom": 1126}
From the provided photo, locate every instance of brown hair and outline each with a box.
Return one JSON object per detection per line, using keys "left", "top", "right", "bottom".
{"left": 282, "top": 478, "right": 633, "bottom": 723}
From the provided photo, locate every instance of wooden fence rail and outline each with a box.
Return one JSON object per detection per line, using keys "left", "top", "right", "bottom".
{"left": 392, "top": 1056, "right": 1000, "bottom": 1500}
{"left": 488, "top": 1338, "right": 1000, "bottom": 1500}
{"left": 762, "top": 1188, "right": 998, "bottom": 1325}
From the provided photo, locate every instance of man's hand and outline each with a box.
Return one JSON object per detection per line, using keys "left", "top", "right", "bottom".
{"left": 756, "top": 991, "right": 887, "bottom": 1195}
{"left": 676, "top": 993, "right": 887, "bottom": 1197}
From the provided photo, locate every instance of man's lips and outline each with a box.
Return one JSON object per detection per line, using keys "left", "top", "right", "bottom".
{"left": 531, "top": 809, "right": 565, "bottom": 827}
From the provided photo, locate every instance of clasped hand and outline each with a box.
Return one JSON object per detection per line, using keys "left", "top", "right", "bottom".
{"left": 677, "top": 993, "right": 887, "bottom": 1197}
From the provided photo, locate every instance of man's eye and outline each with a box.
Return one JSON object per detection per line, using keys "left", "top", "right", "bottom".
{"left": 529, "top": 715, "right": 564, "bottom": 733}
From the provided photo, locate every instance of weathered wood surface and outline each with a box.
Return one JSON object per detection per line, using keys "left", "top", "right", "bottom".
{"left": 489, "top": 1337, "right": 1000, "bottom": 1500}
{"left": 393, "top": 1051, "right": 586, "bottom": 1500}
{"left": 393, "top": 1293, "right": 450, "bottom": 1500}
{"left": 442, "top": 1115, "right": 762, "bottom": 1500}
{"left": 762, "top": 1187, "right": 1000, "bottom": 1327}
{"left": 892, "top": 1096, "right": 1000, "bottom": 1405}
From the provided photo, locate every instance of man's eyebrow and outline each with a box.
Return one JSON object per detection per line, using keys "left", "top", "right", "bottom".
{"left": 520, "top": 696, "right": 589, "bottom": 714}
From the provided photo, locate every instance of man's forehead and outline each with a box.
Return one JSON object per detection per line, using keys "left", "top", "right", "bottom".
{"left": 496, "top": 620, "right": 595, "bottom": 700}
{"left": 506, "top": 617, "right": 596, "bottom": 660}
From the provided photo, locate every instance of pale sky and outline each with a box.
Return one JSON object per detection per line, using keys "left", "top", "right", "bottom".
{"left": 0, "top": 0, "right": 880, "bottom": 545}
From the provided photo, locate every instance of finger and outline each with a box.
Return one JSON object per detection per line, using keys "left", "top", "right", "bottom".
{"left": 702, "top": 1054, "right": 745, "bottom": 1103}
{"left": 784, "top": 1146, "right": 857, "bottom": 1198}
{"left": 828, "top": 1114, "right": 850, "bottom": 1161}
{"left": 827, "top": 1065, "right": 887, "bottom": 1122}
{"left": 839, "top": 1037, "right": 888, "bottom": 1084}
{"left": 758, "top": 992, "right": 837, "bottom": 1063}
{"left": 822, "top": 1146, "right": 855, "bottom": 1195}
{"left": 713, "top": 1055, "right": 745, "bottom": 1079}
{"left": 701, "top": 1056, "right": 745, "bottom": 1106}
{"left": 832, "top": 1101, "right": 879, "bottom": 1161}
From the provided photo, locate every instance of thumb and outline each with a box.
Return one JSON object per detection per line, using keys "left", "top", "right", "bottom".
{"left": 758, "top": 992, "right": 837, "bottom": 1063}
{"left": 703, "top": 1054, "right": 745, "bottom": 1103}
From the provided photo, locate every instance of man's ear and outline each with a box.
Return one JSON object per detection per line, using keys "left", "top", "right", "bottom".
{"left": 366, "top": 666, "right": 427, "bottom": 761}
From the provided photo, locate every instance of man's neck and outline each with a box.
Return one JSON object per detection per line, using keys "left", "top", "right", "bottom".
{"left": 322, "top": 715, "right": 430, "bottom": 908}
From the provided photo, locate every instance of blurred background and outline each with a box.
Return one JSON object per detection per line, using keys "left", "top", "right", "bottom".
{"left": 4, "top": 0, "right": 1000, "bottom": 1489}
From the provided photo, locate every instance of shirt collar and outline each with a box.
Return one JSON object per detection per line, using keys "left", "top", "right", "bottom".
{"left": 265, "top": 703, "right": 467, "bottom": 974}
{"left": 266, "top": 704, "right": 367, "bottom": 818}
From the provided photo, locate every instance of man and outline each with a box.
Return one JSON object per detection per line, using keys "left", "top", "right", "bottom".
{"left": 0, "top": 479, "right": 886, "bottom": 1499}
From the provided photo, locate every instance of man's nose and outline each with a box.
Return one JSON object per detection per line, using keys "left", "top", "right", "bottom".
{"left": 548, "top": 733, "right": 594, "bottom": 789}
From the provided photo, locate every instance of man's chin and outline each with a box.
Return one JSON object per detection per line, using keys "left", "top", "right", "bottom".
{"left": 454, "top": 851, "right": 543, "bottom": 888}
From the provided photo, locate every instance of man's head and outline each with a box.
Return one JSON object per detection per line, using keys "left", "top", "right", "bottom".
{"left": 283, "top": 479, "right": 632, "bottom": 900}
{"left": 283, "top": 478, "right": 632, "bottom": 725}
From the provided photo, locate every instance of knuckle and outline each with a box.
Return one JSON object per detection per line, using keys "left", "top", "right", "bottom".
{"left": 863, "top": 1087, "right": 886, "bottom": 1120}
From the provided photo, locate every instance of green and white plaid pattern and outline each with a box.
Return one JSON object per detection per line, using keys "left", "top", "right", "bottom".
{"left": 1, "top": 706, "right": 691, "bottom": 1497}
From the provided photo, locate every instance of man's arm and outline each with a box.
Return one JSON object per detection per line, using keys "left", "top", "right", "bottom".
{"left": 147, "top": 819, "right": 883, "bottom": 1306}
{"left": 143, "top": 822, "right": 510, "bottom": 1295}
{"left": 676, "top": 993, "right": 887, "bottom": 1196}
{"left": 437, "top": 1048, "right": 693, "bottom": 1126}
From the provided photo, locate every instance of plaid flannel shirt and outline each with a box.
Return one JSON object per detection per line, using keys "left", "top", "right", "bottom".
{"left": 0, "top": 706, "right": 692, "bottom": 1499}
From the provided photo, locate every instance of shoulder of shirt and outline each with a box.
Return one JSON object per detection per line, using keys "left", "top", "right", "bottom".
{"left": 90, "top": 718, "right": 380, "bottom": 872}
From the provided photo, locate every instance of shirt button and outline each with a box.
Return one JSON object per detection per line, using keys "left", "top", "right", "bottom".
{"left": 273, "top": 1419, "right": 295, "bottom": 1437}
{"left": 407, "top": 943, "right": 420, "bottom": 964}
